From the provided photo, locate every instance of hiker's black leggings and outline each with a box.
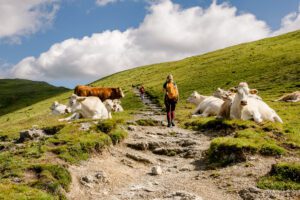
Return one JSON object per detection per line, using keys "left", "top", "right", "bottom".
{"left": 165, "top": 99, "right": 176, "bottom": 112}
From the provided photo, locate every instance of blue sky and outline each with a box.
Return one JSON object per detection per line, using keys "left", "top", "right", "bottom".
{"left": 0, "top": 0, "right": 299, "bottom": 88}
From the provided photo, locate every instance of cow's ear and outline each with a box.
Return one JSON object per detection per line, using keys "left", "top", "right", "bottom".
{"left": 229, "top": 87, "right": 237, "bottom": 93}
{"left": 250, "top": 89, "right": 258, "bottom": 94}
{"left": 77, "top": 97, "right": 86, "bottom": 102}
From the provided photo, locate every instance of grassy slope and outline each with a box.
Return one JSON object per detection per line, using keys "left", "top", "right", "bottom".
{"left": 0, "top": 79, "right": 68, "bottom": 116}
{"left": 0, "top": 31, "right": 299, "bottom": 197}
{"left": 93, "top": 30, "right": 300, "bottom": 131}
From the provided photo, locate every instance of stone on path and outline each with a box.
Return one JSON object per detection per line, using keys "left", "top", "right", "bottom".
{"left": 151, "top": 166, "right": 162, "bottom": 175}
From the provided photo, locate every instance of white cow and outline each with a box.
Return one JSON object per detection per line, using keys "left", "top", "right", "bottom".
{"left": 275, "top": 91, "right": 300, "bottom": 102}
{"left": 213, "top": 88, "right": 228, "bottom": 99}
{"left": 187, "top": 91, "right": 224, "bottom": 117}
{"left": 50, "top": 101, "right": 70, "bottom": 115}
{"left": 112, "top": 99, "right": 124, "bottom": 112}
{"left": 59, "top": 94, "right": 110, "bottom": 122}
{"left": 230, "top": 82, "right": 283, "bottom": 123}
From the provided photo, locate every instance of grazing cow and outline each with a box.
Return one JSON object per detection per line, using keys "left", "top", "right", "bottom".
{"left": 230, "top": 82, "right": 283, "bottom": 123}
{"left": 187, "top": 91, "right": 224, "bottom": 117}
{"left": 275, "top": 91, "right": 300, "bottom": 102}
{"left": 217, "top": 92, "right": 235, "bottom": 119}
{"left": 74, "top": 85, "right": 125, "bottom": 101}
{"left": 59, "top": 94, "right": 109, "bottom": 122}
{"left": 50, "top": 101, "right": 70, "bottom": 115}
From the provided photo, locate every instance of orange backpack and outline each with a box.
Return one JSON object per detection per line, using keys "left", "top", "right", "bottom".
{"left": 166, "top": 82, "right": 178, "bottom": 100}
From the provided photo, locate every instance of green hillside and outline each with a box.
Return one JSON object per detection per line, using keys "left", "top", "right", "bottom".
{"left": 0, "top": 30, "right": 299, "bottom": 198}
{"left": 0, "top": 79, "right": 69, "bottom": 116}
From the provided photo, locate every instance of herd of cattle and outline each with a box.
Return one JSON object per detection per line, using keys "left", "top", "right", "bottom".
{"left": 50, "top": 85, "right": 125, "bottom": 121}
{"left": 50, "top": 83, "right": 299, "bottom": 124}
{"left": 187, "top": 82, "right": 299, "bottom": 123}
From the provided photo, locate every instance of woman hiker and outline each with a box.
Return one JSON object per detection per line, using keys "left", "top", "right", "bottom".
{"left": 139, "top": 85, "right": 145, "bottom": 100}
{"left": 163, "top": 74, "right": 179, "bottom": 128}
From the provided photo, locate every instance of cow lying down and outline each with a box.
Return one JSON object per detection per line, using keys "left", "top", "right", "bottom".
{"left": 275, "top": 91, "right": 300, "bottom": 102}
{"left": 230, "top": 82, "right": 283, "bottom": 123}
{"left": 187, "top": 91, "right": 223, "bottom": 117}
{"left": 50, "top": 101, "right": 70, "bottom": 115}
{"left": 59, "top": 94, "right": 110, "bottom": 122}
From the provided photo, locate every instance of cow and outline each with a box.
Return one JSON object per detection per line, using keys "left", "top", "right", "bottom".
{"left": 50, "top": 101, "right": 70, "bottom": 115}
{"left": 230, "top": 82, "right": 283, "bottom": 123}
{"left": 217, "top": 91, "right": 235, "bottom": 119}
{"left": 187, "top": 91, "right": 208, "bottom": 105}
{"left": 112, "top": 99, "right": 124, "bottom": 112}
{"left": 275, "top": 91, "right": 300, "bottom": 102}
{"left": 103, "top": 99, "right": 125, "bottom": 118}
{"left": 74, "top": 85, "right": 125, "bottom": 101}
{"left": 213, "top": 88, "right": 228, "bottom": 99}
{"left": 187, "top": 91, "right": 224, "bottom": 117}
{"left": 59, "top": 94, "right": 110, "bottom": 122}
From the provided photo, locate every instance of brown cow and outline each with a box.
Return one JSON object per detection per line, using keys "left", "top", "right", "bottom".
{"left": 74, "top": 85, "right": 125, "bottom": 101}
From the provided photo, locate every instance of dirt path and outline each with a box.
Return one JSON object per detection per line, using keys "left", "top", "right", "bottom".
{"left": 66, "top": 90, "right": 239, "bottom": 200}
{"left": 66, "top": 90, "right": 300, "bottom": 200}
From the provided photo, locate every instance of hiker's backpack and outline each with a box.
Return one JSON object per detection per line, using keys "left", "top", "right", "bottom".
{"left": 166, "top": 82, "right": 178, "bottom": 100}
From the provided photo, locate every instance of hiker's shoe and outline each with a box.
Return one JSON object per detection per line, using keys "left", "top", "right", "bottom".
{"left": 171, "top": 121, "right": 175, "bottom": 126}
{"left": 167, "top": 123, "right": 172, "bottom": 128}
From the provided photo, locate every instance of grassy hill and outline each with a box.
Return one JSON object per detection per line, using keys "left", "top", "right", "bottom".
{"left": 0, "top": 30, "right": 299, "bottom": 198}
{"left": 0, "top": 79, "right": 69, "bottom": 116}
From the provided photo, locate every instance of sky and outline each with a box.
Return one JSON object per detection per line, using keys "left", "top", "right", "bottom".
{"left": 0, "top": 0, "right": 299, "bottom": 88}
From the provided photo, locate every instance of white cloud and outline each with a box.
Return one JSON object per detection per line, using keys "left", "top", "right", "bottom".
{"left": 10, "top": 0, "right": 292, "bottom": 87}
{"left": 0, "top": 0, "right": 59, "bottom": 43}
{"left": 272, "top": 5, "right": 300, "bottom": 36}
{"left": 95, "top": 0, "right": 118, "bottom": 6}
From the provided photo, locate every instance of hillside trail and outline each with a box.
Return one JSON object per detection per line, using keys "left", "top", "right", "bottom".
{"left": 66, "top": 89, "right": 239, "bottom": 200}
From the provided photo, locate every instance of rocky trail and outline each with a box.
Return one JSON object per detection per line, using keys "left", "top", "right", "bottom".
{"left": 67, "top": 90, "right": 299, "bottom": 200}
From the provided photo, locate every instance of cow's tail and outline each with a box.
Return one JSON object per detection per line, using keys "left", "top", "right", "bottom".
{"left": 273, "top": 114, "right": 283, "bottom": 123}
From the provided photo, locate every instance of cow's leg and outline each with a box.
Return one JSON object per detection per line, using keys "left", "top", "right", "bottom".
{"left": 192, "top": 104, "right": 202, "bottom": 115}
{"left": 58, "top": 113, "right": 78, "bottom": 122}
{"left": 249, "top": 112, "right": 262, "bottom": 123}
{"left": 199, "top": 108, "right": 211, "bottom": 117}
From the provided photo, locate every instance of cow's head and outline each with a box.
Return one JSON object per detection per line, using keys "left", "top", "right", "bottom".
{"left": 50, "top": 101, "right": 59, "bottom": 110}
{"left": 68, "top": 94, "right": 85, "bottom": 112}
{"left": 213, "top": 88, "right": 227, "bottom": 99}
{"left": 221, "top": 91, "right": 235, "bottom": 102}
{"left": 235, "top": 82, "right": 257, "bottom": 106}
{"left": 103, "top": 99, "right": 114, "bottom": 112}
{"left": 187, "top": 91, "right": 205, "bottom": 104}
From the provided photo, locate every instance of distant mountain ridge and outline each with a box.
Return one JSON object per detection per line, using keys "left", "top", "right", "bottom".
{"left": 0, "top": 79, "right": 69, "bottom": 116}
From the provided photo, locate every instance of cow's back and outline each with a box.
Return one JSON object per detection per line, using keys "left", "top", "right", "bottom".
{"left": 75, "top": 85, "right": 91, "bottom": 97}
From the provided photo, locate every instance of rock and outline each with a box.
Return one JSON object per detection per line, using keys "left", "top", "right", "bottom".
{"left": 239, "top": 188, "right": 255, "bottom": 200}
{"left": 126, "top": 153, "right": 153, "bottom": 164}
{"left": 164, "top": 191, "right": 203, "bottom": 200}
{"left": 18, "top": 128, "right": 46, "bottom": 142}
{"left": 151, "top": 166, "right": 162, "bottom": 175}
{"left": 178, "top": 140, "right": 197, "bottom": 147}
{"left": 12, "top": 177, "right": 22, "bottom": 183}
{"left": 128, "top": 125, "right": 136, "bottom": 131}
{"left": 79, "top": 122, "right": 91, "bottom": 131}
{"left": 248, "top": 187, "right": 261, "bottom": 194}
{"left": 127, "top": 142, "right": 148, "bottom": 150}
{"left": 81, "top": 175, "right": 94, "bottom": 184}
{"left": 179, "top": 166, "right": 192, "bottom": 172}
{"left": 95, "top": 171, "right": 109, "bottom": 183}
